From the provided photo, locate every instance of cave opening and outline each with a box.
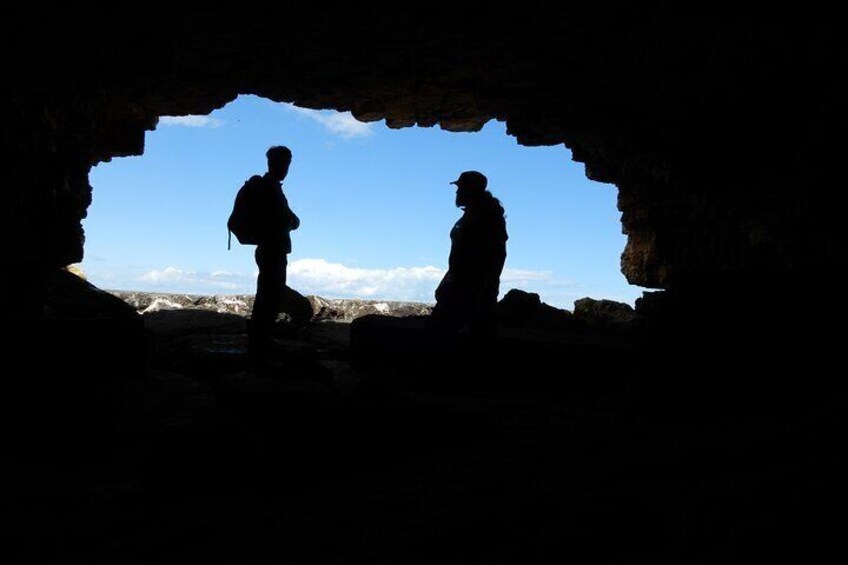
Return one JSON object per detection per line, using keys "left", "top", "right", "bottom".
{"left": 7, "top": 10, "right": 848, "bottom": 561}
{"left": 82, "top": 94, "right": 644, "bottom": 311}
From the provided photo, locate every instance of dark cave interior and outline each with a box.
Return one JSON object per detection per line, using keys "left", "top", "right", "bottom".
{"left": 3, "top": 7, "right": 847, "bottom": 562}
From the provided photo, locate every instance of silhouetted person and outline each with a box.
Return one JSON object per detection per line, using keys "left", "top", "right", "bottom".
{"left": 431, "top": 171, "right": 508, "bottom": 336}
{"left": 248, "top": 146, "right": 300, "bottom": 361}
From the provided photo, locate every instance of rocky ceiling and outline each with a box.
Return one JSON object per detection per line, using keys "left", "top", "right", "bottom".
{"left": 3, "top": 7, "right": 846, "bottom": 311}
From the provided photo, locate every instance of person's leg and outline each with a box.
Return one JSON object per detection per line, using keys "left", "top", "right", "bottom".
{"left": 250, "top": 246, "right": 285, "bottom": 360}
{"left": 430, "top": 283, "right": 474, "bottom": 333}
{"left": 280, "top": 281, "right": 315, "bottom": 332}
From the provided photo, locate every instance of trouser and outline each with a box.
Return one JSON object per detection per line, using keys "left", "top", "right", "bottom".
{"left": 250, "top": 245, "right": 287, "bottom": 356}
{"left": 431, "top": 279, "right": 497, "bottom": 337}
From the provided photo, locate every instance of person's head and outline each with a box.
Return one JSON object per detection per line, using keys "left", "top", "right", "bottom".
{"left": 266, "top": 145, "right": 292, "bottom": 181}
{"left": 450, "top": 170, "right": 488, "bottom": 208}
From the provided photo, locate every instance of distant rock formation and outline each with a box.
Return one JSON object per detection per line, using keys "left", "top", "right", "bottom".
{"left": 108, "top": 290, "right": 432, "bottom": 322}
{"left": 309, "top": 296, "right": 432, "bottom": 322}
{"left": 111, "top": 291, "right": 253, "bottom": 315}
{"left": 110, "top": 289, "right": 640, "bottom": 331}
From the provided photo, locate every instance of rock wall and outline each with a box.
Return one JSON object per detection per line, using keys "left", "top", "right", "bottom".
{"left": 4, "top": 8, "right": 846, "bottom": 315}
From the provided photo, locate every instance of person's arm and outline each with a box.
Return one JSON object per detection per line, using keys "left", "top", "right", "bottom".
{"left": 475, "top": 222, "right": 507, "bottom": 311}
{"left": 476, "top": 269, "right": 502, "bottom": 311}
{"left": 281, "top": 191, "right": 300, "bottom": 231}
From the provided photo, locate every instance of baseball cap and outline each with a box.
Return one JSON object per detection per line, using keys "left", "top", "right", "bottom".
{"left": 449, "top": 170, "right": 487, "bottom": 191}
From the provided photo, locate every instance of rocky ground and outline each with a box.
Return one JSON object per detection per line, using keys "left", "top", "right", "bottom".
{"left": 5, "top": 282, "right": 846, "bottom": 562}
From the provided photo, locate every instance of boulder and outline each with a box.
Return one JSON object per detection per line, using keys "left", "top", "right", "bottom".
{"left": 46, "top": 269, "right": 139, "bottom": 319}
{"left": 4, "top": 270, "right": 146, "bottom": 448}
{"left": 497, "top": 289, "right": 578, "bottom": 333}
{"left": 573, "top": 297, "right": 638, "bottom": 333}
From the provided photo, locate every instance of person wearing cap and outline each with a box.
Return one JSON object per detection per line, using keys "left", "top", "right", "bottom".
{"left": 431, "top": 170, "right": 508, "bottom": 336}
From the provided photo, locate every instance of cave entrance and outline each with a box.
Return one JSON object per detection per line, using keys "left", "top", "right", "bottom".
{"left": 82, "top": 94, "right": 642, "bottom": 310}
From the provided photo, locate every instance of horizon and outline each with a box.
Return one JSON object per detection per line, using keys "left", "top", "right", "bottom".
{"left": 82, "top": 95, "right": 645, "bottom": 310}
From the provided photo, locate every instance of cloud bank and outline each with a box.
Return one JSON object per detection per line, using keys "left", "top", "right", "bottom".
{"left": 288, "top": 258, "right": 442, "bottom": 300}
{"left": 122, "top": 259, "right": 593, "bottom": 306}
{"left": 137, "top": 267, "right": 249, "bottom": 292}
{"left": 286, "top": 105, "right": 374, "bottom": 139}
{"left": 158, "top": 115, "right": 223, "bottom": 128}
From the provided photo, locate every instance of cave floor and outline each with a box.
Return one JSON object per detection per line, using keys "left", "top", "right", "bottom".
{"left": 4, "top": 313, "right": 846, "bottom": 563}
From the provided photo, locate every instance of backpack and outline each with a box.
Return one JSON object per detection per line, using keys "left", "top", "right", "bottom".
{"left": 227, "top": 176, "right": 266, "bottom": 249}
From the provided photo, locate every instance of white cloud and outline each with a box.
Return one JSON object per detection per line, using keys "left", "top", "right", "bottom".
{"left": 126, "top": 260, "right": 585, "bottom": 305}
{"left": 501, "top": 268, "right": 556, "bottom": 283}
{"left": 289, "top": 258, "right": 442, "bottom": 301}
{"left": 137, "top": 267, "right": 251, "bottom": 293}
{"left": 286, "top": 105, "right": 374, "bottom": 139}
{"left": 158, "top": 115, "right": 223, "bottom": 128}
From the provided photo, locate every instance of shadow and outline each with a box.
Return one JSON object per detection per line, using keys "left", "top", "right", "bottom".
{"left": 351, "top": 314, "right": 636, "bottom": 399}
{"left": 5, "top": 276, "right": 847, "bottom": 563}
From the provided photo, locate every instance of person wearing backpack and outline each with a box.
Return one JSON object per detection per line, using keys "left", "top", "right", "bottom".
{"left": 229, "top": 145, "right": 300, "bottom": 363}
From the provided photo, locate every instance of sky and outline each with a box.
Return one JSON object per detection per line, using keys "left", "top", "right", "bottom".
{"left": 82, "top": 95, "right": 645, "bottom": 309}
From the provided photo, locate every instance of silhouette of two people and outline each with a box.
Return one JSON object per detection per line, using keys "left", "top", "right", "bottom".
{"left": 245, "top": 146, "right": 301, "bottom": 361}
{"left": 431, "top": 170, "right": 508, "bottom": 336}
{"left": 242, "top": 154, "right": 506, "bottom": 369}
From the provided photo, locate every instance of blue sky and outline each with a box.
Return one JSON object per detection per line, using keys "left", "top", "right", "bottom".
{"left": 82, "top": 95, "right": 644, "bottom": 309}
